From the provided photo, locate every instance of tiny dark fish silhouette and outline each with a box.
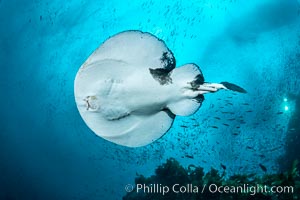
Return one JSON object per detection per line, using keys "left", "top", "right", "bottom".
{"left": 214, "top": 117, "right": 221, "bottom": 120}
{"left": 269, "top": 146, "right": 282, "bottom": 152}
{"left": 259, "top": 164, "right": 267, "bottom": 172}
{"left": 232, "top": 133, "right": 239, "bottom": 136}
{"left": 246, "top": 110, "right": 253, "bottom": 113}
{"left": 185, "top": 155, "right": 194, "bottom": 159}
{"left": 222, "top": 111, "right": 235, "bottom": 114}
{"left": 246, "top": 146, "right": 254, "bottom": 150}
{"left": 180, "top": 125, "right": 188, "bottom": 128}
{"left": 211, "top": 126, "right": 218, "bottom": 129}
{"left": 223, "top": 123, "right": 230, "bottom": 126}
{"left": 242, "top": 103, "right": 250, "bottom": 105}
{"left": 220, "top": 164, "right": 226, "bottom": 170}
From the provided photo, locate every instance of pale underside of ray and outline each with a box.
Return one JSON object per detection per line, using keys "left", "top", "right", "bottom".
{"left": 74, "top": 30, "right": 246, "bottom": 147}
{"left": 81, "top": 30, "right": 175, "bottom": 71}
{"left": 75, "top": 31, "right": 183, "bottom": 147}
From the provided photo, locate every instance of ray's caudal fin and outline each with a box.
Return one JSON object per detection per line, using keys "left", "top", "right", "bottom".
{"left": 220, "top": 82, "right": 247, "bottom": 93}
{"left": 196, "top": 82, "right": 247, "bottom": 94}
{"left": 178, "top": 67, "right": 247, "bottom": 95}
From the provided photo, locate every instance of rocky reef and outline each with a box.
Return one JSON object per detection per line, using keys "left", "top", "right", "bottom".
{"left": 123, "top": 158, "right": 300, "bottom": 200}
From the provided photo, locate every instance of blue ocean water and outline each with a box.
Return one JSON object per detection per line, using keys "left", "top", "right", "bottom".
{"left": 0, "top": 0, "right": 300, "bottom": 199}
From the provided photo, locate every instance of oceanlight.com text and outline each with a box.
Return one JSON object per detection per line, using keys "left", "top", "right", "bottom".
{"left": 125, "top": 183, "right": 294, "bottom": 196}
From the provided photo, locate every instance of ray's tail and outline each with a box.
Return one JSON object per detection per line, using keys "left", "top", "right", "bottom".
{"left": 199, "top": 82, "right": 247, "bottom": 93}
{"left": 167, "top": 63, "right": 247, "bottom": 117}
{"left": 220, "top": 82, "right": 247, "bottom": 93}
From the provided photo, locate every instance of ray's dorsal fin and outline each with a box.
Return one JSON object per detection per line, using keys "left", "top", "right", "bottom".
{"left": 167, "top": 64, "right": 204, "bottom": 116}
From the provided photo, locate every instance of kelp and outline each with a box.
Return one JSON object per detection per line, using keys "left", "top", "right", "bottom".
{"left": 123, "top": 158, "right": 299, "bottom": 200}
